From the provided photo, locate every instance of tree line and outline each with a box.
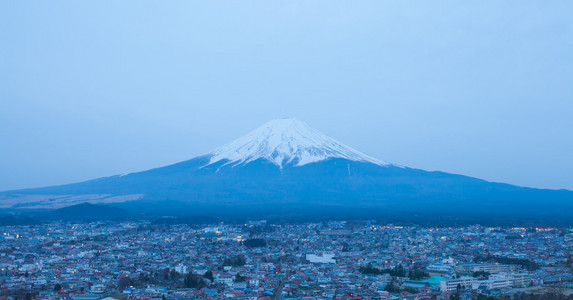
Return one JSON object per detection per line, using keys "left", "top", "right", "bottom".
{"left": 359, "top": 263, "right": 429, "bottom": 279}
{"left": 474, "top": 255, "right": 540, "bottom": 271}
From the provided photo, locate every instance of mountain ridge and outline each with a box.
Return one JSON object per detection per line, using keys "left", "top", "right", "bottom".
{"left": 1, "top": 119, "right": 572, "bottom": 219}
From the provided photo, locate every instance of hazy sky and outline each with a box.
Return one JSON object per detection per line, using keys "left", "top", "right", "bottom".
{"left": 1, "top": 1, "right": 572, "bottom": 191}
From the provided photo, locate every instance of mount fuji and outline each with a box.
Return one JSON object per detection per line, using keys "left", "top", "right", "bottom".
{"left": 1, "top": 118, "right": 572, "bottom": 218}
{"left": 207, "top": 118, "right": 388, "bottom": 168}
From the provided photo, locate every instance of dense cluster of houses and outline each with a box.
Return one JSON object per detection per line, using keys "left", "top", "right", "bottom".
{"left": 1, "top": 221, "right": 572, "bottom": 299}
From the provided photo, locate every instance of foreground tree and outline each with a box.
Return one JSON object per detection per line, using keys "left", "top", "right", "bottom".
{"left": 184, "top": 273, "right": 206, "bottom": 289}
{"left": 203, "top": 270, "right": 214, "bottom": 282}
{"left": 117, "top": 277, "right": 133, "bottom": 292}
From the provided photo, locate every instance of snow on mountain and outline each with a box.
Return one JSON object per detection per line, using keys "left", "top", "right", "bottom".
{"left": 207, "top": 118, "right": 390, "bottom": 168}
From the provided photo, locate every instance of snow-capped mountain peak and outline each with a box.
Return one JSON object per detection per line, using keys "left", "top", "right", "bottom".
{"left": 207, "top": 118, "right": 389, "bottom": 168}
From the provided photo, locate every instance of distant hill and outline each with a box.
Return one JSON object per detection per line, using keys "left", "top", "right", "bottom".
{"left": 44, "top": 203, "right": 129, "bottom": 221}
{"left": 0, "top": 215, "right": 39, "bottom": 226}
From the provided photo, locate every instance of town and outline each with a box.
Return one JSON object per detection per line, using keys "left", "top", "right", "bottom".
{"left": 1, "top": 220, "right": 572, "bottom": 300}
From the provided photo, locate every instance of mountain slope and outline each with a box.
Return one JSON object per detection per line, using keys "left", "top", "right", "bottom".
{"left": 1, "top": 118, "right": 572, "bottom": 218}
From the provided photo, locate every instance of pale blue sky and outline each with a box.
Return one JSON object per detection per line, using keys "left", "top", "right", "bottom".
{"left": 1, "top": 1, "right": 572, "bottom": 191}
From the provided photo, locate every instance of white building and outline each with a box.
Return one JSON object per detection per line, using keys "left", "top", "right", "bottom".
{"left": 441, "top": 273, "right": 531, "bottom": 292}
{"left": 306, "top": 252, "right": 336, "bottom": 264}
{"left": 174, "top": 263, "right": 188, "bottom": 274}
{"left": 427, "top": 263, "right": 454, "bottom": 274}
{"left": 32, "top": 279, "right": 47, "bottom": 285}
{"left": 472, "top": 274, "right": 512, "bottom": 290}
{"left": 248, "top": 278, "right": 260, "bottom": 287}
{"left": 456, "top": 263, "right": 518, "bottom": 274}
{"left": 215, "top": 274, "right": 234, "bottom": 286}
{"left": 511, "top": 273, "right": 532, "bottom": 287}
{"left": 440, "top": 277, "right": 476, "bottom": 292}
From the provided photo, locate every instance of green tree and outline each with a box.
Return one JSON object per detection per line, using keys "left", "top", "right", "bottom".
{"left": 235, "top": 273, "right": 245, "bottom": 282}
{"left": 223, "top": 255, "right": 246, "bottom": 267}
{"left": 384, "top": 282, "right": 400, "bottom": 293}
{"left": 53, "top": 284, "right": 62, "bottom": 292}
{"left": 203, "top": 271, "right": 214, "bottom": 282}
{"left": 184, "top": 273, "right": 206, "bottom": 289}
{"left": 243, "top": 238, "right": 266, "bottom": 248}
{"left": 170, "top": 269, "right": 180, "bottom": 280}
{"left": 473, "top": 271, "right": 491, "bottom": 279}
{"left": 408, "top": 269, "right": 429, "bottom": 280}
{"left": 117, "top": 277, "right": 133, "bottom": 292}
